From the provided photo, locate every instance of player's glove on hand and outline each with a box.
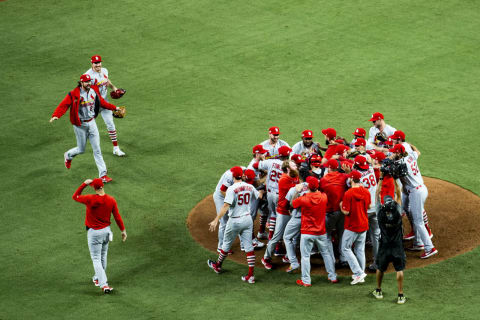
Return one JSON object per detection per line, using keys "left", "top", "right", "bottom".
{"left": 110, "top": 88, "right": 126, "bottom": 99}
{"left": 113, "top": 106, "right": 127, "bottom": 118}
{"left": 375, "top": 132, "right": 388, "bottom": 144}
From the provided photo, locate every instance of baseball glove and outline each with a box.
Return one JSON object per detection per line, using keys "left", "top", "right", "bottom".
{"left": 113, "top": 106, "right": 126, "bottom": 118}
{"left": 110, "top": 88, "right": 126, "bottom": 99}
{"left": 375, "top": 132, "right": 388, "bottom": 145}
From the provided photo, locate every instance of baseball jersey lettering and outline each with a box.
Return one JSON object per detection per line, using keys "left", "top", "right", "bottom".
{"left": 224, "top": 182, "right": 259, "bottom": 218}
{"left": 78, "top": 88, "right": 96, "bottom": 121}
{"left": 258, "top": 159, "right": 283, "bottom": 193}
{"left": 399, "top": 152, "right": 424, "bottom": 189}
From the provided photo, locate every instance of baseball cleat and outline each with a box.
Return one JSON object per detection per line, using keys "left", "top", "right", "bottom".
{"left": 241, "top": 275, "right": 255, "bottom": 284}
{"left": 257, "top": 231, "right": 268, "bottom": 240}
{"left": 286, "top": 265, "right": 300, "bottom": 273}
{"left": 282, "top": 256, "right": 290, "bottom": 264}
{"left": 329, "top": 278, "right": 339, "bottom": 284}
{"left": 351, "top": 274, "right": 365, "bottom": 283}
{"left": 92, "top": 278, "right": 99, "bottom": 287}
{"left": 351, "top": 273, "right": 367, "bottom": 285}
{"left": 406, "top": 244, "right": 424, "bottom": 251}
{"left": 296, "top": 279, "right": 312, "bottom": 287}
{"left": 113, "top": 147, "right": 126, "bottom": 157}
{"left": 64, "top": 152, "right": 72, "bottom": 169}
{"left": 403, "top": 231, "right": 415, "bottom": 241}
{"left": 372, "top": 289, "right": 383, "bottom": 299}
{"left": 101, "top": 175, "right": 113, "bottom": 183}
{"left": 102, "top": 286, "right": 113, "bottom": 294}
{"left": 207, "top": 260, "right": 221, "bottom": 274}
{"left": 420, "top": 248, "right": 438, "bottom": 259}
{"left": 397, "top": 295, "right": 407, "bottom": 304}
{"left": 261, "top": 258, "right": 273, "bottom": 270}
{"left": 252, "top": 238, "right": 265, "bottom": 249}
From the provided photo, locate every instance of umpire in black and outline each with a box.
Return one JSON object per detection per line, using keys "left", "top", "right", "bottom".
{"left": 372, "top": 174, "right": 407, "bottom": 304}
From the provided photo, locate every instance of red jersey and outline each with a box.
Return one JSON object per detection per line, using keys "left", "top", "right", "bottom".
{"left": 277, "top": 174, "right": 299, "bottom": 215}
{"left": 73, "top": 183, "right": 125, "bottom": 231}
{"left": 324, "top": 144, "right": 337, "bottom": 160}
{"left": 380, "top": 174, "right": 395, "bottom": 204}
{"left": 292, "top": 192, "right": 328, "bottom": 236}
{"left": 320, "top": 171, "right": 348, "bottom": 212}
{"left": 341, "top": 186, "right": 370, "bottom": 233}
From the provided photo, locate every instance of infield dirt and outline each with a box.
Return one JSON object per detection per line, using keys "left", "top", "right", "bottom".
{"left": 187, "top": 177, "right": 480, "bottom": 275}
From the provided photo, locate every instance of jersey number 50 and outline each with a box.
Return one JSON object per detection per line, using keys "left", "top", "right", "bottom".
{"left": 237, "top": 193, "right": 251, "bottom": 205}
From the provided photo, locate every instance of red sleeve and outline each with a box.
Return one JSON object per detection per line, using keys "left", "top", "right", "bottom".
{"left": 292, "top": 196, "right": 305, "bottom": 209}
{"left": 52, "top": 93, "right": 72, "bottom": 118}
{"left": 99, "top": 95, "right": 117, "bottom": 111}
{"left": 111, "top": 198, "right": 125, "bottom": 231}
{"left": 220, "top": 184, "right": 228, "bottom": 192}
{"left": 253, "top": 161, "right": 259, "bottom": 170}
{"left": 364, "top": 189, "right": 371, "bottom": 210}
{"left": 342, "top": 191, "right": 351, "bottom": 212}
{"left": 72, "top": 183, "right": 89, "bottom": 204}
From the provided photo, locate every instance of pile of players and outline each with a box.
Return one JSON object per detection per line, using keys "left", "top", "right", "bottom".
{"left": 207, "top": 112, "right": 437, "bottom": 303}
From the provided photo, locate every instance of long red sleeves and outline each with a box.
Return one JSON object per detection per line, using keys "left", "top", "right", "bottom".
{"left": 73, "top": 183, "right": 125, "bottom": 231}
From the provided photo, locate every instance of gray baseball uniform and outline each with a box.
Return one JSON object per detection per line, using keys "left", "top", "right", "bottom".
{"left": 213, "top": 169, "right": 235, "bottom": 250}
{"left": 85, "top": 68, "right": 116, "bottom": 132}
{"left": 291, "top": 141, "right": 320, "bottom": 158}
{"left": 399, "top": 152, "right": 433, "bottom": 251}
{"left": 64, "top": 88, "right": 107, "bottom": 177}
{"left": 367, "top": 124, "right": 396, "bottom": 145}
{"left": 359, "top": 166, "right": 380, "bottom": 265}
{"left": 260, "top": 139, "right": 290, "bottom": 159}
{"left": 221, "top": 181, "right": 260, "bottom": 253}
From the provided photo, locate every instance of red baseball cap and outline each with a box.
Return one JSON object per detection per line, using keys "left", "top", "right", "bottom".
{"left": 80, "top": 74, "right": 92, "bottom": 82}
{"left": 327, "top": 159, "right": 339, "bottom": 170}
{"left": 335, "top": 144, "right": 350, "bottom": 155}
{"left": 291, "top": 154, "right": 304, "bottom": 165}
{"left": 389, "top": 144, "right": 406, "bottom": 154}
{"left": 91, "top": 55, "right": 102, "bottom": 63}
{"left": 252, "top": 144, "right": 268, "bottom": 154}
{"left": 310, "top": 155, "right": 322, "bottom": 166}
{"left": 373, "top": 151, "right": 386, "bottom": 161}
{"left": 366, "top": 149, "right": 375, "bottom": 156}
{"left": 350, "top": 170, "right": 362, "bottom": 181}
{"left": 385, "top": 136, "right": 394, "bottom": 146}
{"left": 269, "top": 126, "right": 280, "bottom": 135}
{"left": 306, "top": 176, "right": 319, "bottom": 190}
{"left": 341, "top": 160, "right": 354, "bottom": 169}
{"left": 369, "top": 112, "right": 384, "bottom": 122}
{"left": 90, "top": 178, "right": 104, "bottom": 190}
{"left": 278, "top": 146, "right": 292, "bottom": 157}
{"left": 392, "top": 130, "right": 406, "bottom": 141}
{"left": 244, "top": 169, "right": 256, "bottom": 184}
{"left": 352, "top": 128, "right": 366, "bottom": 137}
{"left": 354, "top": 155, "right": 369, "bottom": 170}
{"left": 321, "top": 128, "right": 336, "bottom": 140}
{"left": 302, "top": 130, "right": 314, "bottom": 138}
{"left": 354, "top": 138, "right": 367, "bottom": 147}
{"left": 230, "top": 166, "right": 244, "bottom": 179}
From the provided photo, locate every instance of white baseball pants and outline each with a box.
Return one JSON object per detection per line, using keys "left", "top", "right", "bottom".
{"left": 87, "top": 226, "right": 110, "bottom": 288}
{"left": 300, "top": 233, "right": 337, "bottom": 284}
{"left": 283, "top": 216, "right": 301, "bottom": 269}
{"left": 341, "top": 229, "right": 367, "bottom": 277}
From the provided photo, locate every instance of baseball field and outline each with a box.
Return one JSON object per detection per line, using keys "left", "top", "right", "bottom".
{"left": 2, "top": 0, "right": 480, "bottom": 319}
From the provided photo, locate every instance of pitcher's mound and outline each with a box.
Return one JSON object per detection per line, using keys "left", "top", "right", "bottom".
{"left": 187, "top": 177, "right": 480, "bottom": 275}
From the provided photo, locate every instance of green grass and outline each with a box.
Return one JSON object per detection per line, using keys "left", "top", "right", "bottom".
{"left": 1, "top": 0, "right": 480, "bottom": 319}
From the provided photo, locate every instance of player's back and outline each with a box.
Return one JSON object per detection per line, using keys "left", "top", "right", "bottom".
{"left": 359, "top": 167, "right": 377, "bottom": 212}
{"left": 258, "top": 159, "right": 283, "bottom": 193}
{"left": 399, "top": 152, "right": 424, "bottom": 189}
{"left": 226, "top": 181, "right": 258, "bottom": 218}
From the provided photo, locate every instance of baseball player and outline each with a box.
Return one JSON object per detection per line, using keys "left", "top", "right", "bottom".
{"left": 72, "top": 178, "right": 127, "bottom": 294}
{"left": 260, "top": 126, "right": 290, "bottom": 159}
{"left": 247, "top": 145, "right": 269, "bottom": 240}
{"left": 390, "top": 144, "right": 438, "bottom": 258}
{"left": 292, "top": 176, "right": 337, "bottom": 286}
{"left": 367, "top": 112, "right": 397, "bottom": 152}
{"left": 261, "top": 160, "right": 299, "bottom": 270}
{"left": 351, "top": 128, "right": 375, "bottom": 151}
{"left": 85, "top": 55, "right": 126, "bottom": 156}
{"left": 253, "top": 146, "right": 292, "bottom": 240}
{"left": 291, "top": 129, "right": 322, "bottom": 158}
{"left": 372, "top": 185, "right": 407, "bottom": 304}
{"left": 50, "top": 74, "right": 122, "bottom": 182}
{"left": 207, "top": 166, "right": 261, "bottom": 284}
{"left": 283, "top": 167, "right": 310, "bottom": 273}
{"left": 212, "top": 166, "right": 242, "bottom": 252}
{"left": 320, "top": 159, "right": 349, "bottom": 267}
{"left": 353, "top": 155, "right": 381, "bottom": 272}
{"left": 321, "top": 128, "right": 339, "bottom": 161}
{"left": 340, "top": 170, "right": 371, "bottom": 285}
{"left": 389, "top": 132, "right": 433, "bottom": 240}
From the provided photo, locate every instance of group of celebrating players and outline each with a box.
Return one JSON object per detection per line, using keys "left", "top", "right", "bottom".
{"left": 207, "top": 112, "right": 438, "bottom": 304}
